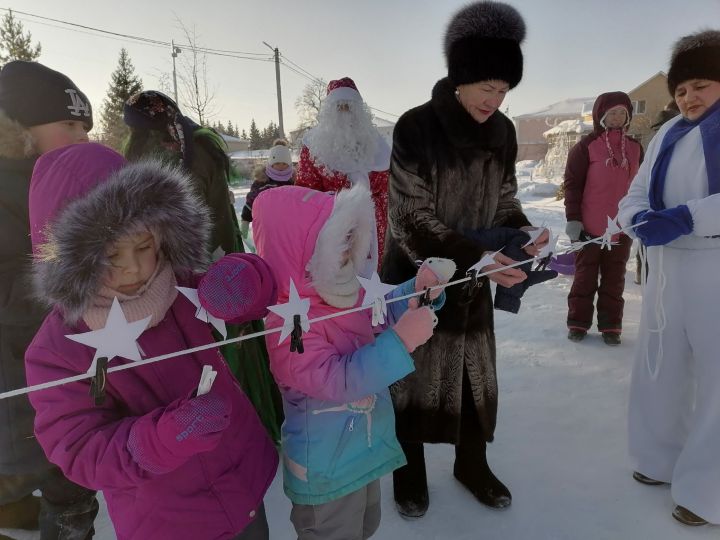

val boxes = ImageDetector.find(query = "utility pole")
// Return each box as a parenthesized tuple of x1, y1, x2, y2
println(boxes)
(263, 41, 284, 138)
(171, 40, 181, 103)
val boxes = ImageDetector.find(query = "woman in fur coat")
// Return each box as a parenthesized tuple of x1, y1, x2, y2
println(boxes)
(381, 1, 547, 518)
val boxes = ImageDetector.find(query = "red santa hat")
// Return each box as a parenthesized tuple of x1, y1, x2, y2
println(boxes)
(325, 77, 362, 104)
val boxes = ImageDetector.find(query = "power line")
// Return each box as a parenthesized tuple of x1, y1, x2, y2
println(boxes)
(15, 16, 170, 51)
(5, 6, 401, 119)
(279, 52, 401, 118)
(3, 8, 272, 61)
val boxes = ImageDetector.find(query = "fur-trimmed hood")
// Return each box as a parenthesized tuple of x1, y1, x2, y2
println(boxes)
(251, 184, 375, 305)
(0, 109, 34, 159)
(30, 147, 210, 323)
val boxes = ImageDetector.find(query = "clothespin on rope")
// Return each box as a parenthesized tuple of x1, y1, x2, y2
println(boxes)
(290, 314, 305, 354)
(90, 357, 108, 406)
(417, 287, 432, 307)
(460, 269, 483, 304)
(534, 255, 552, 272)
(371, 297, 385, 326)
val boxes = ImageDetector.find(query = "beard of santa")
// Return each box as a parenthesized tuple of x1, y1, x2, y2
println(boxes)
(304, 98, 379, 175)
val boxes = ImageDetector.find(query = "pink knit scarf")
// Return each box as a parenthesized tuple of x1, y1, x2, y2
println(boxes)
(83, 255, 178, 331)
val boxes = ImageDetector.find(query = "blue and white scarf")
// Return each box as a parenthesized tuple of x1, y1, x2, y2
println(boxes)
(649, 98, 720, 210)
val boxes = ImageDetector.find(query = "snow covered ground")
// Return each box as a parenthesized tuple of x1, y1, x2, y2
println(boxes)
(4, 184, 717, 539)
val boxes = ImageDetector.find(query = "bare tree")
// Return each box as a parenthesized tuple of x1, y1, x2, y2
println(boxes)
(175, 20, 218, 125)
(294, 77, 327, 129)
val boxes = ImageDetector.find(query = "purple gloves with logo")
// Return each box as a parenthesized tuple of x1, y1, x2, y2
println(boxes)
(633, 205, 694, 246)
(198, 253, 278, 323)
(128, 392, 232, 475)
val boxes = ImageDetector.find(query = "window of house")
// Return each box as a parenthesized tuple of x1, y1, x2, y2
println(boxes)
(632, 100, 646, 115)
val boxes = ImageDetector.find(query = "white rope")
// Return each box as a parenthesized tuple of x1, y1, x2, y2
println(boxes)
(0, 242, 601, 401)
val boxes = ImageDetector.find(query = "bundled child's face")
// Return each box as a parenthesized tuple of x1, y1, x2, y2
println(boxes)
(603, 106, 628, 129)
(27, 120, 90, 154)
(271, 162, 290, 171)
(103, 231, 158, 295)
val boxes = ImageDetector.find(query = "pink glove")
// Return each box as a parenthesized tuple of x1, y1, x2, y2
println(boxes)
(416, 258, 456, 300)
(198, 253, 278, 322)
(393, 306, 437, 353)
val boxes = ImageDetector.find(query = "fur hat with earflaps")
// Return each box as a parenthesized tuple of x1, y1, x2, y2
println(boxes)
(667, 29, 720, 95)
(444, 1, 526, 88)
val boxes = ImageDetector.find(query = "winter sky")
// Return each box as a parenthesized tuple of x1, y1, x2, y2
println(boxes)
(13, 0, 720, 135)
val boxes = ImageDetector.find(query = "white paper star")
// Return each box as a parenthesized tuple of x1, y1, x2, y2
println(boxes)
(66, 297, 151, 374)
(598, 216, 623, 250)
(522, 227, 548, 248)
(467, 249, 503, 275)
(267, 279, 311, 345)
(176, 286, 227, 339)
(358, 272, 398, 326)
(538, 233, 559, 259)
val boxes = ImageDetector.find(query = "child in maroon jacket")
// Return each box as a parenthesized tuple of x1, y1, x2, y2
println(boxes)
(563, 92, 643, 345)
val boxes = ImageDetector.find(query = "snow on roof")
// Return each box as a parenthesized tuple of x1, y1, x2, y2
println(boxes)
(543, 118, 593, 138)
(515, 97, 594, 119)
(220, 133, 249, 143)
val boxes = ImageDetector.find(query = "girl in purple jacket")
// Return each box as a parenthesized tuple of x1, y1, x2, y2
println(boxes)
(24, 143, 278, 540)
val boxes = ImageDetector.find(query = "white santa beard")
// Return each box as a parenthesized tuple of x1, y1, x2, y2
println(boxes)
(305, 101, 379, 174)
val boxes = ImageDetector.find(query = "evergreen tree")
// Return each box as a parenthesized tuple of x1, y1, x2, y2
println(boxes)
(100, 48, 143, 150)
(0, 9, 41, 66)
(240, 129, 248, 140)
(249, 119, 261, 150)
(215, 120, 226, 134)
(226, 120, 235, 137)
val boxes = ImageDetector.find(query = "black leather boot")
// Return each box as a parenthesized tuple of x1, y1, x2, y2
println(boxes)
(393, 441, 429, 519)
(454, 441, 511, 509)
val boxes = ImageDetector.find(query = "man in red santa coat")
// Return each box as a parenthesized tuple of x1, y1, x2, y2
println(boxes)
(296, 77, 391, 270)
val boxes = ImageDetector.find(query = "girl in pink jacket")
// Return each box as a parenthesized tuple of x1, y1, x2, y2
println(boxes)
(253, 184, 452, 539)
(24, 143, 278, 540)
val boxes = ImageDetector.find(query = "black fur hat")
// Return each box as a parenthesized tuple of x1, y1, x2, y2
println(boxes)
(444, 1, 526, 88)
(667, 29, 720, 95)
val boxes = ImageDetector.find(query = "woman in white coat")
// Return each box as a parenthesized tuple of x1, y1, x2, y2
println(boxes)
(618, 29, 720, 527)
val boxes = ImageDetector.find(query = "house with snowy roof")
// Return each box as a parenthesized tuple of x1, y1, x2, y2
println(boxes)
(513, 97, 592, 161)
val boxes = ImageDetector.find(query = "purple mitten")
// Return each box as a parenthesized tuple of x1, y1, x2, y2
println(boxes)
(198, 253, 278, 322)
(128, 392, 232, 475)
(156, 393, 232, 457)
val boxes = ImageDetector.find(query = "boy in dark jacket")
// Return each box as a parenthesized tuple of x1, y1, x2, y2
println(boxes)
(563, 92, 643, 345)
(0, 60, 97, 538)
